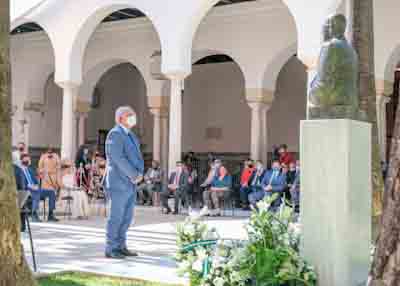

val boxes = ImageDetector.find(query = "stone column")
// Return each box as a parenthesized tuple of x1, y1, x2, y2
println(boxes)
(167, 77, 184, 174)
(376, 79, 393, 162)
(161, 113, 169, 176)
(148, 91, 170, 176)
(77, 113, 88, 147)
(306, 66, 318, 120)
(376, 94, 391, 162)
(150, 108, 163, 162)
(59, 83, 79, 160)
(246, 88, 274, 164)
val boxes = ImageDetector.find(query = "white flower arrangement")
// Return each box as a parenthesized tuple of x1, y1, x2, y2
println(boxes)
(176, 196, 317, 286)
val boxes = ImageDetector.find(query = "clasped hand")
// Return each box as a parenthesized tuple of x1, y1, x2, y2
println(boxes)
(131, 175, 143, 185)
(29, 184, 39, 191)
(264, 185, 272, 192)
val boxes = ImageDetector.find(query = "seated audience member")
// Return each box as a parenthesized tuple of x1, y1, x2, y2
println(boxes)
(198, 160, 220, 207)
(20, 153, 58, 222)
(242, 161, 265, 210)
(285, 162, 297, 202)
(290, 160, 301, 213)
(75, 145, 92, 191)
(13, 157, 28, 232)
(60, 159, 90, 219)
(12, 142, 26, 167)
(248, 159, 286, 211)
(271, 145, 280, 161)
(278, 144, 294, 166)
(137, 160, 163, 206)
(239, 159, 255, 208)
(90, 158, 107, 198)
(160, 161, 189, 215)
(200, 159, 222, 188)
(202, 166, 232, 216)
(185, 164, 198, 208)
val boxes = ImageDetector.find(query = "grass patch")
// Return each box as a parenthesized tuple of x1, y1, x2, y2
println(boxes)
(38, 272, 181, 286)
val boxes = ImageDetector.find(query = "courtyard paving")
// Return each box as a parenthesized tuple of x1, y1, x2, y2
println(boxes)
(22, 206, 248, 285)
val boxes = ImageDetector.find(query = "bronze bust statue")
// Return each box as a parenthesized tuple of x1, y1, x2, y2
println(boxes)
(308, 14, 363, 120)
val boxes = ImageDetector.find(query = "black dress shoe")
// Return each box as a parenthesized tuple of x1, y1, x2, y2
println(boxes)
(119, 248, 138, 257)
(48, 215, 59, 222)
(105, 252, 125, 259)
(31, 213, 42, 223)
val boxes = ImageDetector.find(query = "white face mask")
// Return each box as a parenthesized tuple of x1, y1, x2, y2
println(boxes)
(126, 116, 137, 128)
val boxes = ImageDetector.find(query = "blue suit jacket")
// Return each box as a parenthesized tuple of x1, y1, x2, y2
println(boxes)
(105, 125, 144, 191)
(248, 169, 266, 187)
(20, 166, 39, 190)
(261, 170, 286, 193)
(14, 165, 27, 191)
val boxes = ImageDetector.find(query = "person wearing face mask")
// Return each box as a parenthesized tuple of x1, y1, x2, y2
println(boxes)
(75, 145, 91, 190)
(290, 160, 301, 214)
(104, 106, 144, 259)
(202, 165, 232, 217)
(249, 160, 287, 211)
(284, 162, 297, 203)
(242, 160, 265, 210)
(20, 153, 58, 222)
(38, 147, 61, 195)
(59, 159, 90, 219)
(160, 161, 189, 215)
(12, 142, 26, 167)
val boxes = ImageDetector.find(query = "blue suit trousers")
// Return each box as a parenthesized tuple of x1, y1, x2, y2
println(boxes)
(30, 189, 56, 211)
(106, 188, 136, 254)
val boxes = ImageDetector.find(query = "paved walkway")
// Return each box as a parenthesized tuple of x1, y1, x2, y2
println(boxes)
(22, 207, 248, 285)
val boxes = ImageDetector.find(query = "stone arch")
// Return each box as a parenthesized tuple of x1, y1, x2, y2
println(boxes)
(262, 43, 298, 92)
(80, 58, 149, 104)
(183, 52, 249, 154)
(83, 61, 151, 151)
(50, 0, 161, 85)
(10, 21, 56, 58)
(267, 54, 307, 153)
(383, 45, 400, 85)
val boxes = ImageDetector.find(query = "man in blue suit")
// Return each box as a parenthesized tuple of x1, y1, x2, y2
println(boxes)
(240, 160, 265, 210)
(248, 159, 286, 211)
(104, 106, 144, 259)
(20, 153, 58, 222)
(14, 159, 28, 232)
(160, 161, 189, 215)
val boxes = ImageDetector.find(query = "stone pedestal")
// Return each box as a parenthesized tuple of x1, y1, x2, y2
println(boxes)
(300, 119, 371, 286)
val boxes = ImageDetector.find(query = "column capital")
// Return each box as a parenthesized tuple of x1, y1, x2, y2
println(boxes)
(246, 88, 275, 106)
(148, 95, 170, 108)
(74, 98, 91, 114)
(298, 56, 318, 71)
(56, 81, 80, 90)
(376, 79, 394, 96)
(150, 107, 169, 118)
(24, 100, 46, 113)
(164, 72, 189, 81)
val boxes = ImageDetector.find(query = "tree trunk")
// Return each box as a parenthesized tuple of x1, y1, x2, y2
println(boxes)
(0, 3, 37, 286)
(353, 0, 384, 220)
(370, 86, 400, 286)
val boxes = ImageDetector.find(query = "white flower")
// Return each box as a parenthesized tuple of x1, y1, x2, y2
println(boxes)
(213, 277, 225, 286)
(185, 224, 196, 236)
(192, 258, 203, 272)
(178, 260, 191, 273)
(197, 248, 208, 260)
